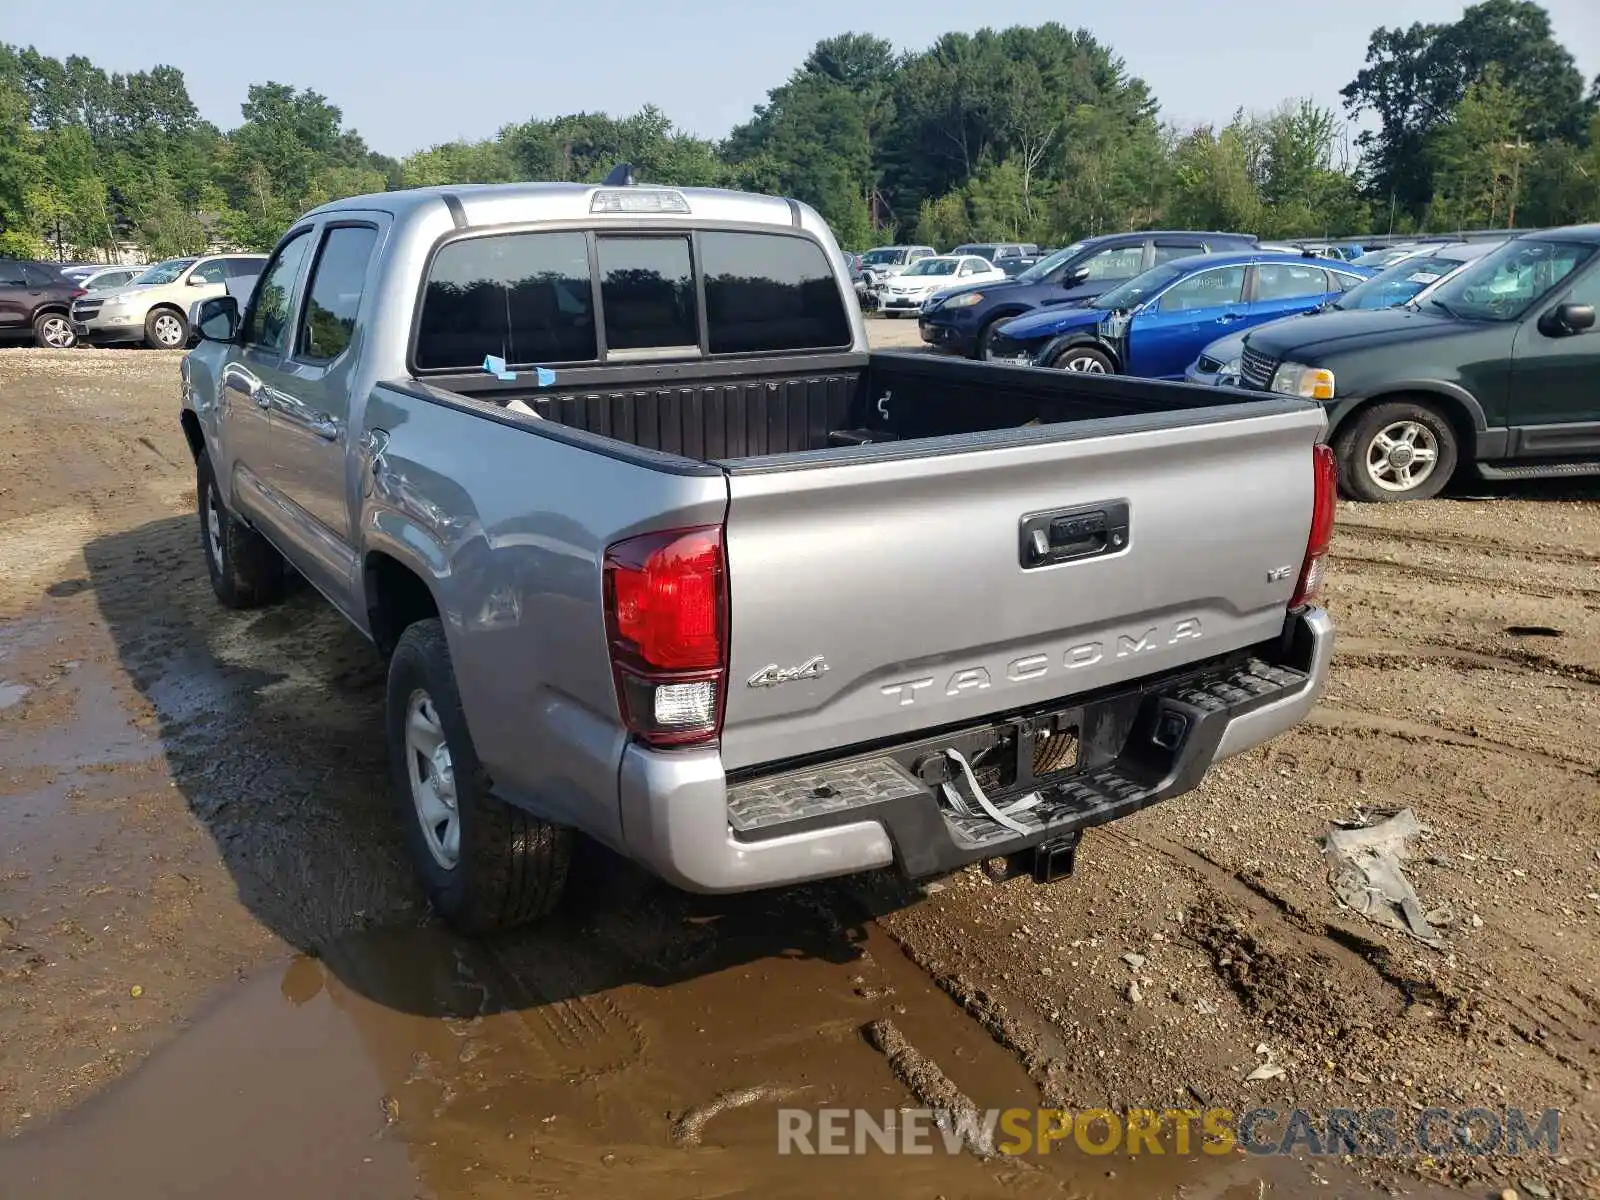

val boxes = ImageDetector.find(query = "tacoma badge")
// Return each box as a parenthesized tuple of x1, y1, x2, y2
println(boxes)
(747, 656, 829, 688)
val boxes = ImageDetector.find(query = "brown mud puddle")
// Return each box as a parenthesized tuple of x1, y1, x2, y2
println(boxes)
(0, 915, 1467, 1200)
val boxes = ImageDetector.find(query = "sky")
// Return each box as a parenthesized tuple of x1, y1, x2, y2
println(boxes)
(4, 0, 1597, 159)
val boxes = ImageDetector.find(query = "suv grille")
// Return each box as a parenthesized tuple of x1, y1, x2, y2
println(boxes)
(1239, 346, 1276, 391)
(72, 299, 103, 318)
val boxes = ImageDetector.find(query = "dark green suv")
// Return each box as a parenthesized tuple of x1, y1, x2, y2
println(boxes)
(1236, 226, 1599, 501)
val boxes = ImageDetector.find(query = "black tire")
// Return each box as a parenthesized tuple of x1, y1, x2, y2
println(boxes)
(1333, 399, 1458, 503)
(1046, 343, 1115, 374)
(32, 310, 76, 349)
(386, 619, 571, 933)
(973, 316, 1007, 359)
(197, 450, 286, 607)
(144, 306, 189, 350)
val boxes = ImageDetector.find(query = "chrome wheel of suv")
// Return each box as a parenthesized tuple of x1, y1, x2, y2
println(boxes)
(1364, 419, 1440, 493)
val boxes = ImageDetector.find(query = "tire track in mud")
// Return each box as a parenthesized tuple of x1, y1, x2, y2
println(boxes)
(1337, 519, 1600, 568)
(1336, 552, 1600, 602)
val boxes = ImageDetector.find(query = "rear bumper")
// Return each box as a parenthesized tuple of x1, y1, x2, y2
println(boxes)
(619, 606, 1333, 893)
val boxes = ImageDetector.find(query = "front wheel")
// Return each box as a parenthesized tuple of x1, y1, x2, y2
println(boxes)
(145, 307, 189, 349)
(197, 450, 286, 607)
(32, 310, 76, 349)
(1333, 400, 1458, 502)
(1046, 344, 1114, 374)
(387, 619, 572, 932)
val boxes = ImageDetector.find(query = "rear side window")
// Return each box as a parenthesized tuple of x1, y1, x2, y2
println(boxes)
(416, 231, 596, 370)
(22, 263, 62, 287)
(226, 258, 263, 278)
(596, 236, 697, 353)
(700, 231, 851, 355)
(298, 226, 378, 362)
(1255, 263, 1332, 302)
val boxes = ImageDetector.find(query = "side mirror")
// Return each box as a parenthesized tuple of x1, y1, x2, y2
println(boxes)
(1063, 266, 1091, 286)
(1541, 302, 1596, 337)
(196, 295, 240, 343)
(187, 275, 210, 286)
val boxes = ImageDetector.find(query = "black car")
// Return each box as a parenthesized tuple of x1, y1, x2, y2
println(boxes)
(1237, 226, 1600, 501)
(918, 230, 1259, 358)
(0, 259, 81, 348)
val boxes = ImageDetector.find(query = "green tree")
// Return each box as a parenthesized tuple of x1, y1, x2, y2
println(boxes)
(1341, 0, 1593, 220)
(1425, 66, 1530, 228)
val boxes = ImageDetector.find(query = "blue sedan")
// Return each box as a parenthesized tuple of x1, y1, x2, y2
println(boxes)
(984, 252, 1372, 378)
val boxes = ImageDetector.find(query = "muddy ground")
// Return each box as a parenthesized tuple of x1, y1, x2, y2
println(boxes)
(0, 343, 1595, 1200)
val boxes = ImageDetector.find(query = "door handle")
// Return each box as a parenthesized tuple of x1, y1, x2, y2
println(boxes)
(308, 416, 341, 441)
(1218, 312, 1244, 323)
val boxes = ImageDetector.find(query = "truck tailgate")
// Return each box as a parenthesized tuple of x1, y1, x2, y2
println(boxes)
(718, 405, 1327, 772)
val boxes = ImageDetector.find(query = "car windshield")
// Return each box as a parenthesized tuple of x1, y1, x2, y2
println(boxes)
(861, 249, 906, 266)
(1424, 238, 1596, 322)
(1016, 243, 1084, 284)
(904, 259, 958, 277)
(132, 258, 195, 285)
(1091, 262, 1188, 310)
(1336, 255, 1463, 311)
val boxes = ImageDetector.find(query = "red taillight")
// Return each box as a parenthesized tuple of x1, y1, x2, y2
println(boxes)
(70, 287, 86, 298)
(1290, 443, 1338, 608)
(603, 525, 727, 747)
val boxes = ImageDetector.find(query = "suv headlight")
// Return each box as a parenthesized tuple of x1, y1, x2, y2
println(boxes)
(941, 292, 985, 309)
(1270, 362, 1336, 400)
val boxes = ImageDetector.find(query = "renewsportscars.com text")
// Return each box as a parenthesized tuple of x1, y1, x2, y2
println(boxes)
(777, 1106, 1561, 1158)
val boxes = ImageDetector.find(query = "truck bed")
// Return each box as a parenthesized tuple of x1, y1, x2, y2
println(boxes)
(431, 350, 1302, 465)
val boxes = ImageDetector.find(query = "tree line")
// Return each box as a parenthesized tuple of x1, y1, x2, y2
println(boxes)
(1, 0, 1596, 263)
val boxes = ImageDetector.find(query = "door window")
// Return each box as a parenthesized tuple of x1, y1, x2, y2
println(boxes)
(1558, 264, 1600, 312)
(242, 230, 313, 353)
(297, 225, 379, 363)
(596, 236, 697, 354)
(1254, 263, 1330, 302)
(1080, 245, 1144, 280)
(189, 260, 229, 285)
(1156, 266, 1247, 312)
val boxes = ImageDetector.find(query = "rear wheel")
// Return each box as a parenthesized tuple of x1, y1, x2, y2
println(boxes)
(1334, 400, 1458, 503)
(32, 311, 75, 349)
(386, 619, 572, 932)
(145, 306, 188, 349)
(197, 450, 286, 607)
(1047, 344, 1114, 374)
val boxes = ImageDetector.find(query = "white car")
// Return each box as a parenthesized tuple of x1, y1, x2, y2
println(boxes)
(875, 255, 1007, 317)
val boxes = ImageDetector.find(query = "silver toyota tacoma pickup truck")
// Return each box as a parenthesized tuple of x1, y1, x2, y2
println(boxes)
(178, 177, 1337, 932)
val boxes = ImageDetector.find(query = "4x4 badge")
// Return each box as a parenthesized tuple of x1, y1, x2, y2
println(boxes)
(747, 656, 829, 688)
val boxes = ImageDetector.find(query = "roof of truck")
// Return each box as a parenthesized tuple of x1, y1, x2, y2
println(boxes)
(304, 181, 809, 231)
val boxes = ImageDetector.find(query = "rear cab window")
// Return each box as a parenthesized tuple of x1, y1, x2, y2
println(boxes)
(413, 228, 850, 371)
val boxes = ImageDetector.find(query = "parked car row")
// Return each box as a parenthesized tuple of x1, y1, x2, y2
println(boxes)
(0, 254, 265, 349)
(914, 224, 1599, 504)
